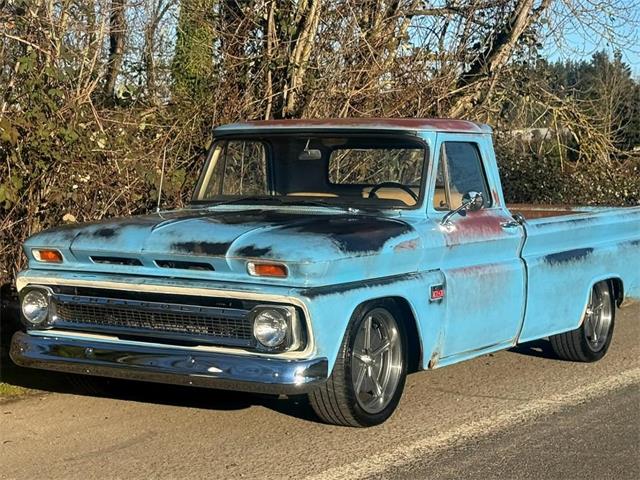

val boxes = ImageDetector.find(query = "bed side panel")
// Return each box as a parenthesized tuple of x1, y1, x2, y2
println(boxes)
(518, 208, 640, 343)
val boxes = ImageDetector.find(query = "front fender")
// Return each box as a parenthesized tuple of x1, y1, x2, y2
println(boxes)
(296, 270, 446, 372)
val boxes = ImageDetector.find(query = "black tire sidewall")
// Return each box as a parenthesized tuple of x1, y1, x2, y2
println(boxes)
(342, 300, 408, 427)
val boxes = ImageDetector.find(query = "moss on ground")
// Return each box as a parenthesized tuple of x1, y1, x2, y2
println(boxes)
(0, 382, 30, 398)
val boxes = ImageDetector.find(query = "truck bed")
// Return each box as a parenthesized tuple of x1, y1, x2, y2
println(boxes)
(506, 203, 637, 220)
(515, 204, 640, 343)
(507, 204, 588, 220)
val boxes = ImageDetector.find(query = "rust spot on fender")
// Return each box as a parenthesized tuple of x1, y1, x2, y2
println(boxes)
(394, 238, 420, 252)
(428, 351, 439, 369)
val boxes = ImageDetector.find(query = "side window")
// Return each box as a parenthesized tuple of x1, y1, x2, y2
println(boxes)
(203, 140, 267, 197)
(433, 142, 491, 211)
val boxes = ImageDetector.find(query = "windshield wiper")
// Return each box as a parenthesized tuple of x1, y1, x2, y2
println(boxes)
(281, 198, 363, 213)
(205, 195, 286, 207)
(203, 195, 363, 213)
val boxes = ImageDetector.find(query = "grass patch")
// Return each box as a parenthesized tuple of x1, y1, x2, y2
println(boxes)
(0, 382, 30, 398)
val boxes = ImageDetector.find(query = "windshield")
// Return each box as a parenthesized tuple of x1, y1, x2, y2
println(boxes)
(192, 134, 428, 209)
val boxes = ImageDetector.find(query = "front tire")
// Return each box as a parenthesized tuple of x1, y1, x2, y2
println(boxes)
(308, 301, 407, 427)
(549, 281, 615, 362)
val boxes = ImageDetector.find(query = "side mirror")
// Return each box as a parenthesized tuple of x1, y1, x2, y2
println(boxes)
(462, 191, 484, 212)
(440, 191, 484, 226)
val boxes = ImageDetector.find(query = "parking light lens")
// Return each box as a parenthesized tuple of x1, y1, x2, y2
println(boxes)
(32, 249, 63, 263)
(247, 262, 288, 278)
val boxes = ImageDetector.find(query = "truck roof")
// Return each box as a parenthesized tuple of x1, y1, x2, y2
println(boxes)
(215, 118, 492, 135)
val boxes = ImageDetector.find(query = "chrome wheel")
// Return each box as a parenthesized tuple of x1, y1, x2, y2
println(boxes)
(350, 308, 403, 414)
(583, 282, 613, 352)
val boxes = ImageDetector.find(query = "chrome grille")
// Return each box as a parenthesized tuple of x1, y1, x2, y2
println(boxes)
(51, 293, 254, 347)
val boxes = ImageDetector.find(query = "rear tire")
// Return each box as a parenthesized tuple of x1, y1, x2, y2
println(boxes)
(308, 300, 407, 427)
(549, 281, 615, 362)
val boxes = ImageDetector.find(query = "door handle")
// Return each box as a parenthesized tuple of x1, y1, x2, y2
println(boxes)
(500, 220, 520, 229)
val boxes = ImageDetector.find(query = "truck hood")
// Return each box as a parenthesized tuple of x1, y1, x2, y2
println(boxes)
(24, 207, 423, 286)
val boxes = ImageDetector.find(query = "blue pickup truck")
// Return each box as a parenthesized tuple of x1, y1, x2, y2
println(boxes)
(10, 118, 639, 426)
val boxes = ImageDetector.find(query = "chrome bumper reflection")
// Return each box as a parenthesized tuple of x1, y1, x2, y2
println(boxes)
(10, 331, 327, 395)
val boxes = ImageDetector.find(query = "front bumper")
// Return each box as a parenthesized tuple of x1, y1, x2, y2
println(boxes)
(10, 331, 328, 395)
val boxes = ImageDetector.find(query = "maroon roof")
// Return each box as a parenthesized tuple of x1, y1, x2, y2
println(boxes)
(215, 118, 491, 134)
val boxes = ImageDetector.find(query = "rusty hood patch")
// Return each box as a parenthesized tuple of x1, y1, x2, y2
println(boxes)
(25, 207, 418, 264)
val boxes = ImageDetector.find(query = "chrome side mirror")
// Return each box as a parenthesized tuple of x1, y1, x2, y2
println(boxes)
(440, 191, 484, 226)
(462, 191, 484, 212)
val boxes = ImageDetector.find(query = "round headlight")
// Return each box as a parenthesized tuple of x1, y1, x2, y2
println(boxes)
(21, 290, 49, 325)
(253, 309, 288, 348)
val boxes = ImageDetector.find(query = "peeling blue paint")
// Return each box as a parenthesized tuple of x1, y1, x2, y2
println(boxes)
(544, 247, 594, 266)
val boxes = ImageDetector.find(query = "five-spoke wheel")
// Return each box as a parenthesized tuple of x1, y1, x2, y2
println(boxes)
(582, 282, 614, 352)
(550, 281, 615, 362)
(351, 308, 403, 415)
(308, 301, 407, 427)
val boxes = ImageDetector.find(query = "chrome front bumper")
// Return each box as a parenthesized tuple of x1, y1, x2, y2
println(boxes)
(10, 331, 328, 395)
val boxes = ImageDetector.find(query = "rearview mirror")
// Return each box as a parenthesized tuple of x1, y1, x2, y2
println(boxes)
(298, 149, 322, 161)
(298, 138, 322, 160)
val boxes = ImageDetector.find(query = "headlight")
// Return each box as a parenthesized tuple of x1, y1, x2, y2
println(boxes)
(21, 289, 50, 325)
(253, 308, 290, 348)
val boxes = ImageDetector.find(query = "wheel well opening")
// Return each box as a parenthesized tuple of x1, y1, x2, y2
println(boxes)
(387, 297, 422, 374)
(608, 278, 624, 307)
(352, 296, 423, 374)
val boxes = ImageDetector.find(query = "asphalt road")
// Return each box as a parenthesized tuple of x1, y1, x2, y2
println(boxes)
(376, 384, 639, 480)
(1, 305, 638, 480)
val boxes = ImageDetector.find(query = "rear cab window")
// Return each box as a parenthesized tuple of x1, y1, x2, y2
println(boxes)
(329, 148, 424, 185)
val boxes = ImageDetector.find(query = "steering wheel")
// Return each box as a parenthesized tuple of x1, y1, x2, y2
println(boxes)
(368, 181, 419, 202)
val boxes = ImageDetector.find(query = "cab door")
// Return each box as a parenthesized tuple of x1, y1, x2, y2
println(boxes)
(428, 133, 526, 359)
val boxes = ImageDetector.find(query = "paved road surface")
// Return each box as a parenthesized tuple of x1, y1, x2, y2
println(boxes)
(376, 384, 639, 480)
(1, 305, 638, 480)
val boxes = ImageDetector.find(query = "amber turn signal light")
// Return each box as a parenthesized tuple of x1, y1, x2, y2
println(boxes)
(247, 262, 288, 278)
(32, 249, 63, 263)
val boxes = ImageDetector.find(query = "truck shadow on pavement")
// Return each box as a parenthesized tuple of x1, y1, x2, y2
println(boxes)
(2, 284, 563, 421)
(0, 285, 319, 422)
(1, 342, 319, 422)
(508, 339, 561, 360)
